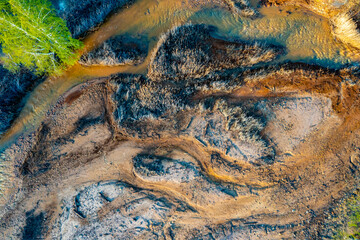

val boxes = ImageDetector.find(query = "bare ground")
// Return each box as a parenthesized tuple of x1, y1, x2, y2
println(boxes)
(0, 24, 360, 239)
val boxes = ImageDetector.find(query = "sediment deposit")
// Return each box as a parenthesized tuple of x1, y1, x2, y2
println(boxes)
(1, 0, 360, 239)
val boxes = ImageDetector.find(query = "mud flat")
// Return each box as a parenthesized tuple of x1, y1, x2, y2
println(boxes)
(0, 19, 360, 239)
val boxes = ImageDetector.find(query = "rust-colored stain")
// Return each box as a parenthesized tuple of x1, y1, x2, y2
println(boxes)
(64, 89, 83, 105)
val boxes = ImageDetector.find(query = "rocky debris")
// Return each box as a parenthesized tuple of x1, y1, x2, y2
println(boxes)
(47, 180, 283, 239)
(52, 181, 178, 239)
(0, 66, 41, 136)
(133, 154, 201, 183)
(52, 0, 133, 38)
(259, 0, 298, 6)
(74, 182, 149, 219)
(223, 0, 259, 17)
(148, 24, 285, 81)
(79, 35, 148, 66)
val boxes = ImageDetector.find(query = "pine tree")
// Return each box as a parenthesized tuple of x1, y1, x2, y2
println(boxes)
(0, 0, 83, 75)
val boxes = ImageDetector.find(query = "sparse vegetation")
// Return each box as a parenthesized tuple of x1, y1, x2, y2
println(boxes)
(210, 100, 273, 162)
(149, 24, 284, 81)
(334, 193, 360, 239)
(79, 35, 147, 66)
(0, 0, 83, 75)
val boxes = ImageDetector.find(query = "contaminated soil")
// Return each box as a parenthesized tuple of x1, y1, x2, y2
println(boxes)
(0, 0, 360, 239)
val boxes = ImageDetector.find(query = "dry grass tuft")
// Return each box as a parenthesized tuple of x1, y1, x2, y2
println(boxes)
(331, 13, 360, 49)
